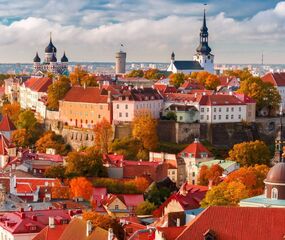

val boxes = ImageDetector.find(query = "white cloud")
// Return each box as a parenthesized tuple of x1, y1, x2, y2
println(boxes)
(0, 1, 284, 63)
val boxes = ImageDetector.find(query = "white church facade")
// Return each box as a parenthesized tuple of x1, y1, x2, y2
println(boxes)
(167, 10, 214, 74)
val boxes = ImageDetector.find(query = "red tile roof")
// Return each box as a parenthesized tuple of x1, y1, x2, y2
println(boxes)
(0, 209, 72, 235)
(233, 93, 256, 103)
(0, 115, 16, 131)
(180, 80, 205, 90)
(218, 76, 239, 87)
(24, 77, 52, 92)
(176, 206, 285, 240)
(0, 133, 14, 155)
(199, 95, 245, 106)
(115, 87, 163, 101)
(262, 72, 285, 87)
(154, 84, 177, 94)
(32, 224, 67, 240)
(153, 184, 208, 217)
(164, 93, 199, 102)
(103, 194, 144, 208)
(157, 226, 187, 240)
(178, 139, 213, 159)
(62, 86, 108, 103)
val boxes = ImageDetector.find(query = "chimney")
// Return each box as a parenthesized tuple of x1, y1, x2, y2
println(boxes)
(49, 217, 55, 229)
(20, 213, 25, 219)
(83, 82, 86, 89)
(29, 206, 33, 211)
(108, 228, 114, 240)
(208, 179, 213, 190)
(86, 220, 93, 237)
(176, 218, 181, 227)
(19, 207, 24, 212)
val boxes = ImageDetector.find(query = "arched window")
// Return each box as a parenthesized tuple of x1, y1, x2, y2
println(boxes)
(271, 188, 278, 200)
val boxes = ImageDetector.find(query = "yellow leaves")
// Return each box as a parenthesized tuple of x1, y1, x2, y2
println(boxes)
(94, 118, 113, 154)
(70, 177, 93, 201)
(132, 110, 158, 151)
(228, 140, 271, 166)
(2, 103, 21, 123)
(169, 73, 186, 88)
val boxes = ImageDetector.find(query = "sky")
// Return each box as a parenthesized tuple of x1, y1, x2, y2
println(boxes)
(0, 0, 284, 64)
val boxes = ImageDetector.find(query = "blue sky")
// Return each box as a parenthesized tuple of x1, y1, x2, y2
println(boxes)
(0, 0, 284, 64)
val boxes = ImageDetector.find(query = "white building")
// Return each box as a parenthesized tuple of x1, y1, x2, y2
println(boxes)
(198, 94, 247, 123)
(19, 77, 52, 119)
(112, 86, 164, 122)
(167, 9, 214, 74)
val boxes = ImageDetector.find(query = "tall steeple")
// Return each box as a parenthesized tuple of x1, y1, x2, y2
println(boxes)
(196, 8, 211, 55)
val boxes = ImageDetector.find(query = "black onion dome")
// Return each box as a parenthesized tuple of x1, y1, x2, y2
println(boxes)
(61, 52, 68, 62)
(50, 52, 57, 62)
(45, 38, 57, 53)
(33, 52, 41, 62)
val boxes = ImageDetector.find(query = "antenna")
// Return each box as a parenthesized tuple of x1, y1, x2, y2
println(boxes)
(50, 32, 52, 42)
(261, 52, 264, 65)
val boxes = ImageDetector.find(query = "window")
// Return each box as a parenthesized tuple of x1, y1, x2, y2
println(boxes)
(213, 115, 216, 120)
(231, 107, 234, 111)
(238, 115, 241, 119)
(226, 107, 229, 112)
(207, 108, 209, 112)
(231, 115, 233, 119)
(219, 108, 221, 112)
(271, 188, 278, 200)
(125, 104, 128, 109)
(207, 115, 209, 120)
(239, 107, 241, 112)
(179, 116, 183, 121)
(201, 108, 204, 112)
(214, 108, 216, 112)
(219, 115, 221, 120)
(98, 115, 101, 119)
(126, 112, 128, 117)
(115, 205, 119, 210)
(201, 115, 204, 120)
(172, 171, 175, 175)
(119, 113, 122, 118)
(100, 105, 103, 110)
(116, 104, 119, 109)
(226, 115, 228, 119)
(192, 172, 195, 177)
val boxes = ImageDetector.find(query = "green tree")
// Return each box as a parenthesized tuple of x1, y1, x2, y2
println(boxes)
(47, 76, 71, 110)
(135, 200, 156, 215)
(17, 110, 37, 129)
(169, 73, 185, 88)
(65, 148, 107, 177)
(111, 137, 143, 160)
(145, 185, 171, 206)
(228, 140, 271, 166)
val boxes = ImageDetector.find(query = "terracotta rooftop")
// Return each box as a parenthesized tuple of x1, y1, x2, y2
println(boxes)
(0, 115, 16, 131)
(178, 139, 213, 159)
(176, 206, 285, 240)
(157, 226, 187, 240)
(32, 224, 67, 240)
(23, 77, 52, 93)
(262, 72, 285, 87)
(62, 86, 109, 103)
(199, 94, 245, 106)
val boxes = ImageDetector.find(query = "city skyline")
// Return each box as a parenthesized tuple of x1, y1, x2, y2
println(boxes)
(0, 0, 284, 64)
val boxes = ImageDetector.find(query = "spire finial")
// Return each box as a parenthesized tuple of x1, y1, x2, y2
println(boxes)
(50, 32, 52, 42)
(203, 3, 207, 28)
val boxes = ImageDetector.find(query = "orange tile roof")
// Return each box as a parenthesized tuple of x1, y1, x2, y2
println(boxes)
(262, 72, 285, 87)
(62, 86, 108, 103)
(157, 226, 187, 239)
(176, 206, 285, 240)
(178, 139, 213, 159)
(32, 224, 67, 240)
(24, 77, 52, 92)
(199, 94, 245, 106)
(15, 178, 60, 194)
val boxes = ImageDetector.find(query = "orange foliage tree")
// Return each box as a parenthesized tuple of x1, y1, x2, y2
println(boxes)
(198, 164, 224, 186)
(94, 118, 113, 154)
(51, 180, 70, 199)
(2, 103, 21, 123)
(69, 177, 93, 201)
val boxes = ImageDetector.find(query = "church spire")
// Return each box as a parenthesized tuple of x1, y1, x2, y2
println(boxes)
(196, 7, 211, 55)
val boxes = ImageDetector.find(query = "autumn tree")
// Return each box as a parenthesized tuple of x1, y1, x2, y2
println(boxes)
(132, 110, 158, 152)
(201, 181, 249, 207)
(11, 129, 29, 147)
(83, 211, 124, 240)
(238, 77, 280, 114)
(145, 184, 171, 206)
(70, 177, 93, 200)
(45, 165, 66, 179)
(169, 73, 186, 88)
(1, 102, 21, 123)
(47, 76, 71, 110)
(228, 140, 271, 166)
(223, 68, 252, 81)
(111, 137, 143, 160)
(127, 70, 144, 78)
(94, 118, 113, 154)
(205, 74, 220, 90)
(17, 110, 37, 129)
(65, 148, 107, 177)
(198, 164, 224, 186)
(135, 200, 156, 215)
(225, 164, 269, 196)
(144, 69, 163, 80)
(132, 177, 150, 192)
(51, 180, 70, 199)
(35, 131, 70, 155)
(69, 66, 98, 86)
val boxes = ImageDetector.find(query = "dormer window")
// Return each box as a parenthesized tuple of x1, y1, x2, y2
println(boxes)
(204, 229, 216, 240)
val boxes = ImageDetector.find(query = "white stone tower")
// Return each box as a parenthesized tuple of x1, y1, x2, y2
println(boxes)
(115, 49, 126, 75)
(193, 9, 214, 73)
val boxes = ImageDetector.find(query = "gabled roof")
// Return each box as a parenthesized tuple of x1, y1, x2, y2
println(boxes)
(32, 224, 67, 240)
(173, 61, 203, 70)
(103, 194, 144, 208)
(176, 206, 285, 240)
(0, 115, 16, 132)
(115, 87, 163, 101)
(179, 81, 205, 90)
(199, 94, 245, 106)
(0, 133, 15, 155)
(62, 86, 108, 103)
(178, 139, 213, 159)
(154, 84, 177, 94)
(23, 77, 52, 93)
(153, 184, 208, 217)
(262, 72, 285, 87)
(233, 93, 256, 103)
